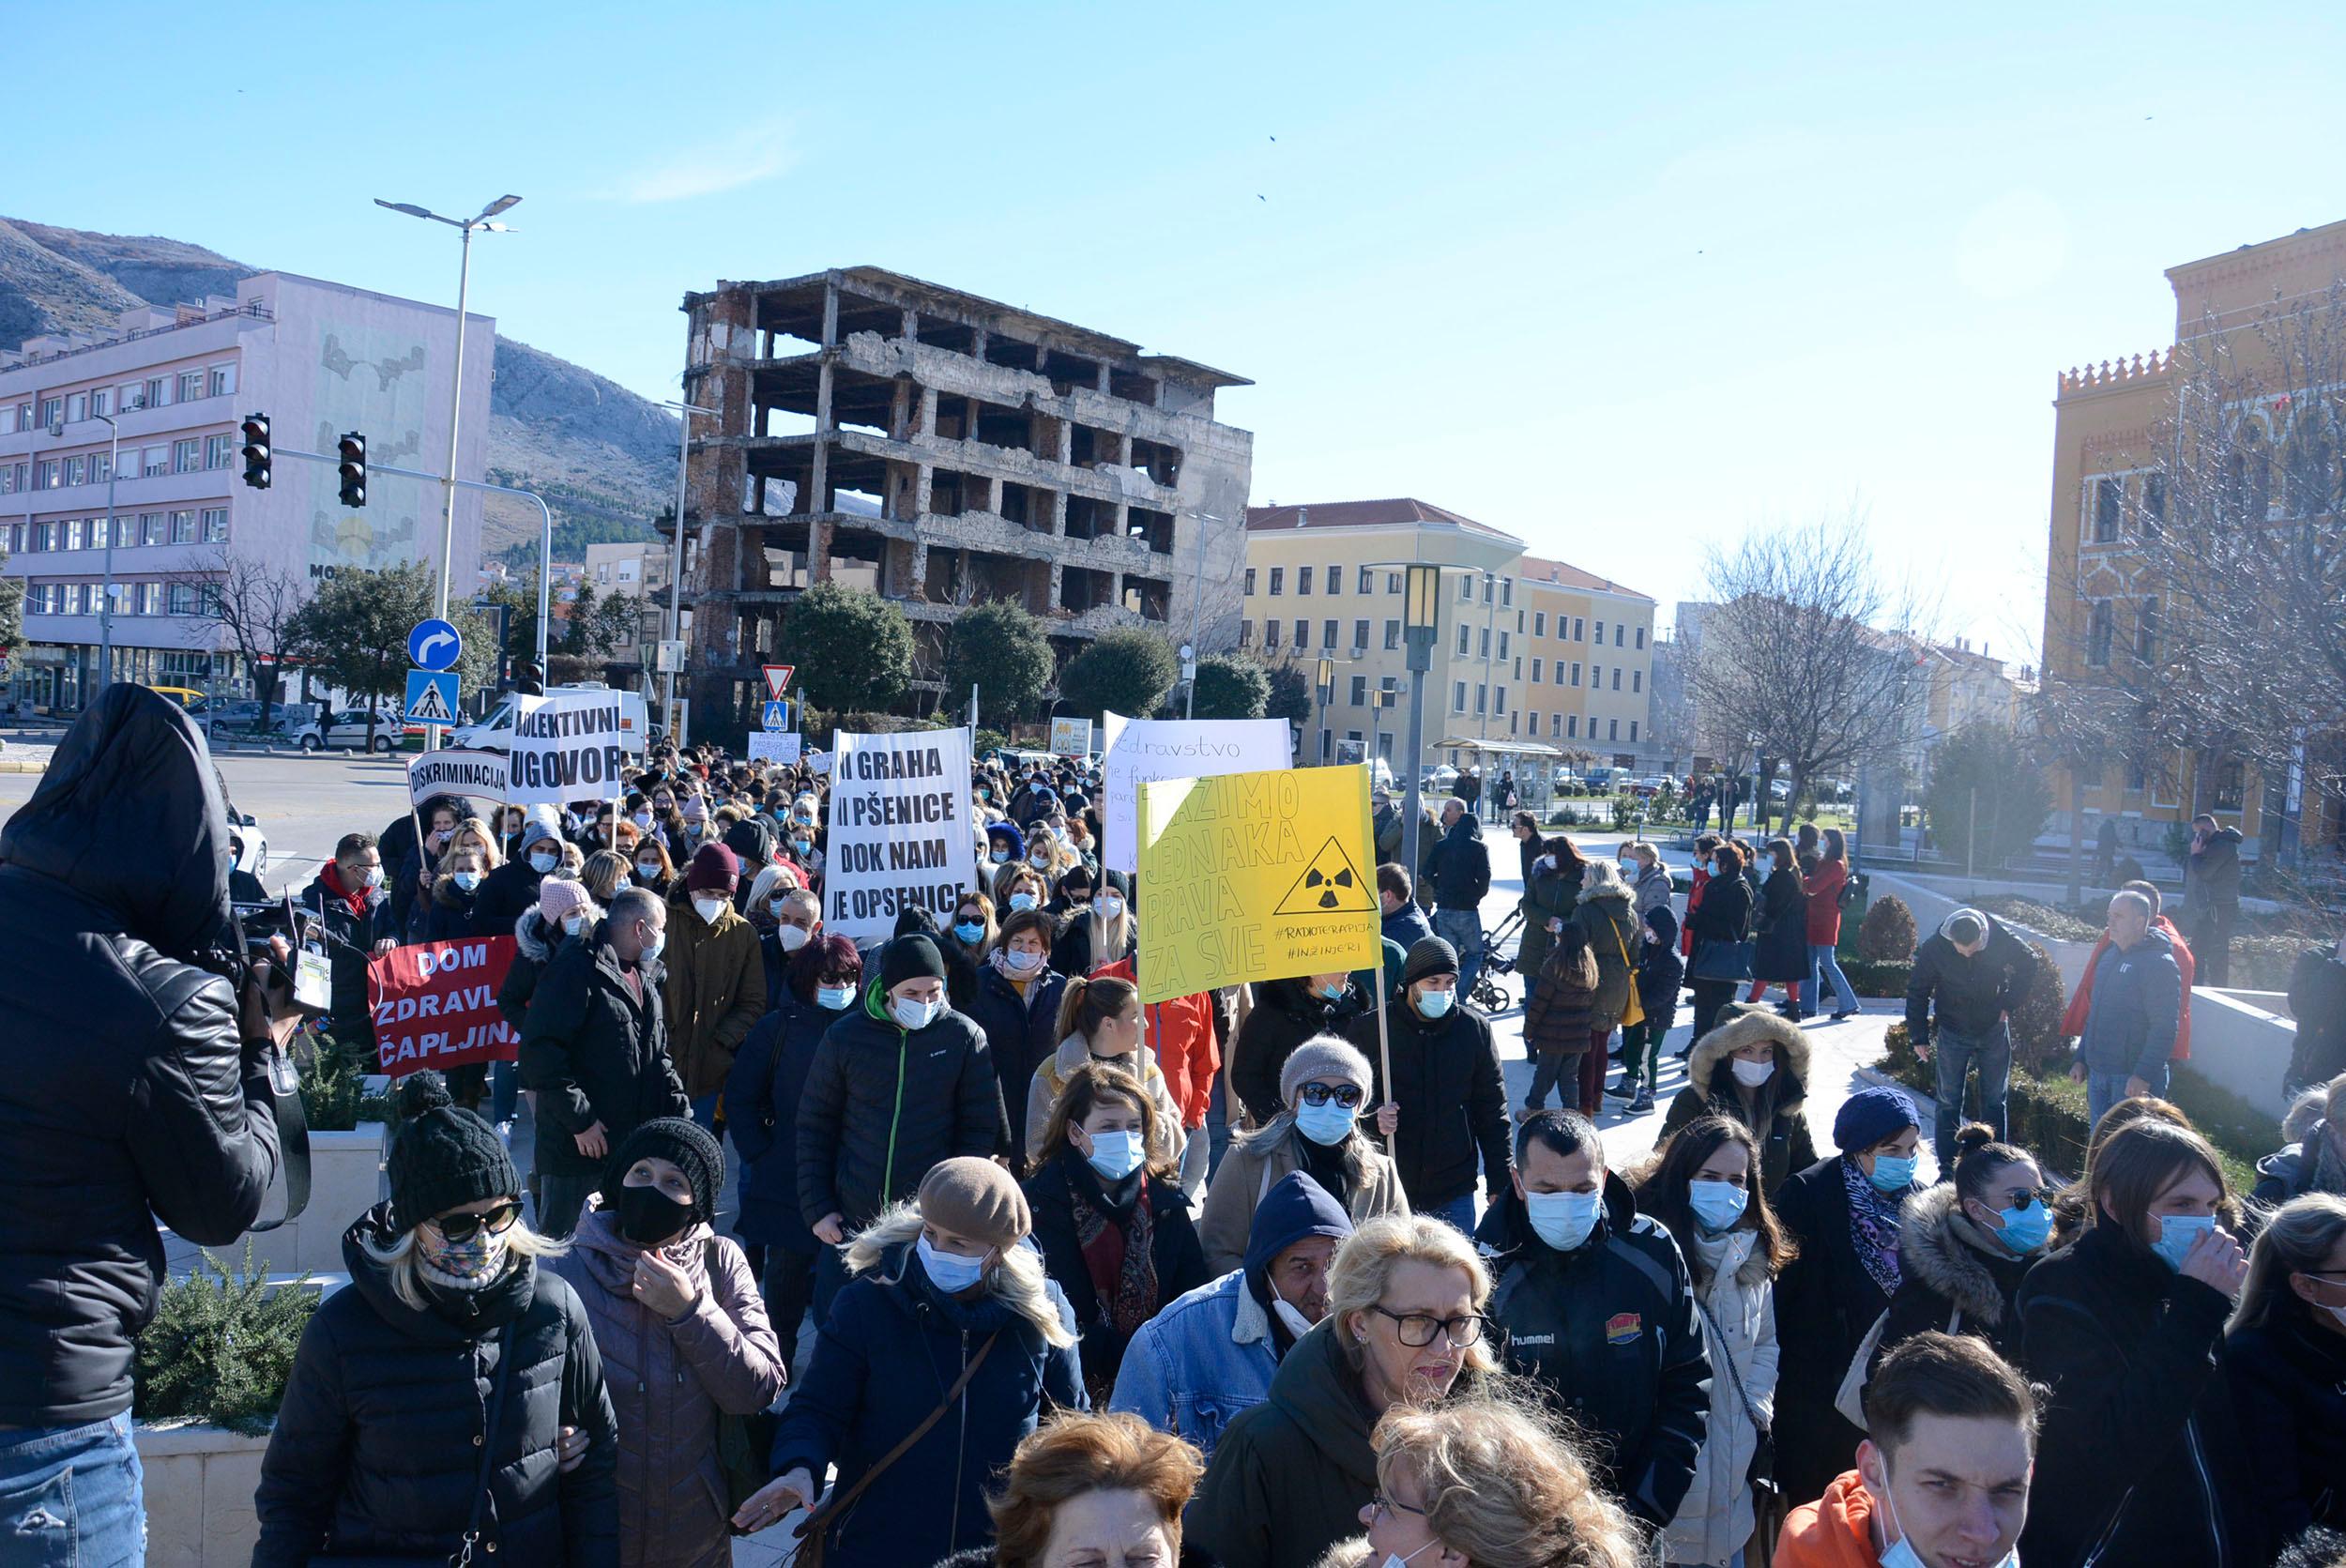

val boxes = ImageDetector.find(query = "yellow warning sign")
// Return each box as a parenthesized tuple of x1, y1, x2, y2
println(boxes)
(1135, 764, 1380, 1002)
(1275, 838, 1374, 916)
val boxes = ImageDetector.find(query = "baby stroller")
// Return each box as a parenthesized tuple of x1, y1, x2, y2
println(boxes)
(1471, 906, 1526, 1013)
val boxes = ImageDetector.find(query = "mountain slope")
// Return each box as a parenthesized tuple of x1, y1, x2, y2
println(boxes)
(0, 219, 678, 559)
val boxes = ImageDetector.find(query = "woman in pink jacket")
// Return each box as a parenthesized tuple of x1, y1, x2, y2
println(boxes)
(552, 1118, 786, 1568)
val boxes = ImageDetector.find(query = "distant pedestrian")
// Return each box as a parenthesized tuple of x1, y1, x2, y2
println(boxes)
(2093, 816, 2121, 885)
(1905, 907, 2036, 1171)
(2186, 812, 2245, 986)
(1423, 797, 1493, 998)
(2069, 890, 2186, 1128)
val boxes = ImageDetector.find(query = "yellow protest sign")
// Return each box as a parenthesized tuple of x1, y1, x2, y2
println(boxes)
(1135, 764, 1381, 1002)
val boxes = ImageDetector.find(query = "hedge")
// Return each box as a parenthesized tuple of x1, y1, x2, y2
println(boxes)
(1840, 958, 1912, 998)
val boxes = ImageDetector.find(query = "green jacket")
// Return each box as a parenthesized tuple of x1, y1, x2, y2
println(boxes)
(1576, 883, 1639, 1029)
(1516, 860, 1584, 977)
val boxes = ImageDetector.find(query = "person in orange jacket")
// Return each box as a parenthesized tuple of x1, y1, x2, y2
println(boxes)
(1095, 955, 1224, 1200)
(2059, 878, 2196, 1060)
(1775, 1332, 2034, 1568)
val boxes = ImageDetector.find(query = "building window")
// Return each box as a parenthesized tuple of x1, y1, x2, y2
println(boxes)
(1293, 619, 1308, 648)
(1531, 658, 1544, 683)
(137, 583, 160, 615)
(1454, 680, 1467, 712)
(1383, 618, 1401, 650)
(1325, 563, 1341, 595)
(1239, 620, 1254, 647)
(1475, 684, 1487, 716)
(1297, 566, 1313, 596)
(1610, 668, 1621, 690)
(1322, 619, 1338, 649)
(2083, 601, 2113, 666)
(175, 372, 205, 404)
(1457, 625, 1470, 657)
(1243, 568, 1257, 596)
(1352, 618, 1369, 650)
(1497, 631, 1510, 660)
(208, 364, 236, 398)
(1349, 675, 1367, 705)
(1358, 567, 1374, 593)
(1574, 617, 1585, 641)
(144, 376, 167, 409)
(2092, 477, 2122, 542)
(1591, 663, 1602, 689)
(1608, 718, 1620, 741)
(66, 519, 84, 551)
(172, 438, 202, 475)
(1493, 687, 1506, 716)
(1533, 611, 1546, 636)
(1632, 670, 1642, 693)
(1264, 619, 1281, 649)
(91, 389, 112, 419)
(2135, 597, 2159, 663)
(2213, 760, 2247, 813)
(1571, 662, 1581, 687)
(202, 507, 229, 542)
(1636, 626, 1646, 649)
(1459, 576, 1473, 601)
(139, 513, 163, 545)
(143, 446, 169, 478)
(1630, 721, 1639, 741)
(205, 434, 235, 469)
(1268, 567, 1283, 596)
(169, 510, 197, 544)
(38, 397, 63, 428)
(2143, 471, 2167, 530)
(1479, 628, 1490, 659)
(1501, 580, 1513, 607)
(65, 456, 86, 487)
(1385, 571, 1401, 594)
(1568, 714, 1578, 738)
(167, 583, 199, 616)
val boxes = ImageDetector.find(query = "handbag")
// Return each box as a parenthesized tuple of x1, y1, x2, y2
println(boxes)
(1687, 937, 1756, 982)
(313, 1319, 519, 1568)
(706, 1241, 781, 1532)
(1609, 921, 1645, 1030)
(1696, 1294, 1781, 1565)
(789, 1332, 999, 1567)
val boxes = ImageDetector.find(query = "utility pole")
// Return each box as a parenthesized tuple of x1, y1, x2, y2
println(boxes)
(663, 400, 718, 745)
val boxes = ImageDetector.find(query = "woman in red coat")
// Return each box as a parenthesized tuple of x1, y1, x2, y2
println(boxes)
(1803, 828, 1861, 1022)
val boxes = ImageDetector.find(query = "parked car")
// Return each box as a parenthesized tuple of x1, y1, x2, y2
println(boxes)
(293, 708, 404, 753)
(227, 810, 269, 878)
(1422, 763, 1459, 793)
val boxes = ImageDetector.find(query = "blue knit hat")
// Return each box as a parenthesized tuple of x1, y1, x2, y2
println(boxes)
(1834, 1085, 1921, 1154)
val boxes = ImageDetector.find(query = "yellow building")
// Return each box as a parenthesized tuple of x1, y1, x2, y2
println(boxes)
(1240, 498, 1654, 774)
(2041, 218, 2346, 859)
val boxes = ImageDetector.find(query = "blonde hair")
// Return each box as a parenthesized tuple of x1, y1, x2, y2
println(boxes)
(2232, 1193, 2346, 1334)
(844, 1202, 1075, 1348)
(1580, 858, 1623, 893)
(1374, 1396, 1644, 1568)
(449, 817, 503, 870)
(579, 849, 630, 906)
(358, 1216, 567, 1313)
(1326, 1214, 1498, 1378)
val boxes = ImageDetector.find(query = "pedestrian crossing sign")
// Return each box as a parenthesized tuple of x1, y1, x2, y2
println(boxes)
(761, 699, 791, 731)
(404, 668, 460, 727)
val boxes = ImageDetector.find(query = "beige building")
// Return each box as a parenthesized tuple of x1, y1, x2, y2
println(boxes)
(1240, 498, 1654, 775)
(582, 540, 672, 673)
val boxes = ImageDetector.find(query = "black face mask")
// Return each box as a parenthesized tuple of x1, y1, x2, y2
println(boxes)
(614, 1183, 694, 1248)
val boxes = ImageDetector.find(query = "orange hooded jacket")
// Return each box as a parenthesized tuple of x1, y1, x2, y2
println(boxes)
(1775, 1471, 1882, 1568)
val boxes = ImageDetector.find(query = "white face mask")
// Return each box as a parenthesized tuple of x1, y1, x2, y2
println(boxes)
(1270, 1292, 1317, 1339)
(1730, 1056, 1776, 1088)
(1097, 893, 1125, 921)
(692, 895, 728, 925)
(776, 923, 811, 952)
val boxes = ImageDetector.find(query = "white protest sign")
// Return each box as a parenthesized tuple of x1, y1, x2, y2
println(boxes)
(406, 747, 509, 811)
(822, 728, 977, 945)
(1049, 716, 1093, 756)
(806, 750, 832, 775)
(504, 690, 632, 807)
(1101, 711, 1293, 876)
(748, 732, 802, 766)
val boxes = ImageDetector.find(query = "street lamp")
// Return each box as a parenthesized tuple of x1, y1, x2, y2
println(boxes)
(1314, 656, 1335, 764)
(661, 399, 718, 745)
(1400, 563, 1442, 879)
(94, 412, 118, 693)
(375, 192, 520, 750)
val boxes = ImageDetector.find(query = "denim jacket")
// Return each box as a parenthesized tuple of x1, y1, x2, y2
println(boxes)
(1108, 1269, 1277, 1466)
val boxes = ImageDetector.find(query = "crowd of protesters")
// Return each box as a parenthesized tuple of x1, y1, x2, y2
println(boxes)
(14, 686, 2346, 1568)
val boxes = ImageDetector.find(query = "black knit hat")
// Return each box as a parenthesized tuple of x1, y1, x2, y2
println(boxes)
(387, 1072, 519, 1232)
(602, 1116, 724, 1224)
(880, 933, 947, 991)
(1403, 936, 1459, 987)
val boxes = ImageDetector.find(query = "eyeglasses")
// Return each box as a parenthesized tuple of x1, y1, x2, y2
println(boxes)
(1295, 1082, 1364, 1109)
(1369, 1490, 1427, 1524)
(1368, 1303, 1488, 1348)
(432, 1201, 521, 1242)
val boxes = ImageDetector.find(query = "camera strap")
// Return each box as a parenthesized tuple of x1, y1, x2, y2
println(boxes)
(249, 1042, 312, 1233)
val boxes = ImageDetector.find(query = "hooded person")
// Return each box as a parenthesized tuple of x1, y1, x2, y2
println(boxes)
(549, 1118, 785, 1568)
(476, 805, 566, 931)
(253, 1073, 618, 1565)
(1110, 1173, 1354, 1464)
(1657, 1004, 1820, 1196)
(663, 843, 767, 1118)
(1230, 971, 1372, 1129)
(0, 685, 286, 1546)
(1198, 1036, 1409, 1274)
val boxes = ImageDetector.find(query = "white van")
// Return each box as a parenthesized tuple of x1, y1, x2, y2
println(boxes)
(450, 684, 649, 756)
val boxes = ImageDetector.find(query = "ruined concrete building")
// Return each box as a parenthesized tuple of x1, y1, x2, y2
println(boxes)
(676, 266, 1254, 723)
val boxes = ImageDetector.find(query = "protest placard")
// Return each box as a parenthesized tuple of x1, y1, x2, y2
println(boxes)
(505, 691, 631, 806)
(748, 731, 802, 766)
(822, 728, 976, 945)
(1135, 764, 1380, 1002)
(806, 750, 832, 775)
(1101, 711, 1290, 876)
(1049, 717, 1092, 756)
(367, 935, 520, 1072)
(405, 747, 509, 811)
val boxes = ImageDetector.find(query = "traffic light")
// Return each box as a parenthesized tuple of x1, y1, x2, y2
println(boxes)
(239, 415, 271, 490)
(336, 433, 367, 509)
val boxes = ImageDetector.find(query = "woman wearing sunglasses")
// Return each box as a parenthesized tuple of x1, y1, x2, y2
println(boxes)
(1193, 1214, 1496, 1568)
(1869, 1123, 2047, 1372)
(1198, 1036, 1409, 1275)
(254, 1072, 617, 1565)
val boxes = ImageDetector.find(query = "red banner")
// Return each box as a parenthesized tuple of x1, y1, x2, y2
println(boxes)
(367, 936, 520, 1073)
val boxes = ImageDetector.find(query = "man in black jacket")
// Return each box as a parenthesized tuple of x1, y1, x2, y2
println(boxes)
(1904, 906, 2036, 1172)
(1421, 798, 1493, 997)
(301, 830, 399, 1067)
(795, 933, 1002, 1315)
(1476, 1109, 1710, 1529)
(519, 886, 690, 1238)
(2186, 814, 2245, 985)
(1349, 937, 1510, 1233)
(0, 686, 286, 1550)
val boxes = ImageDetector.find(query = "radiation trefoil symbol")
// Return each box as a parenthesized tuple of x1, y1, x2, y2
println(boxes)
(1274, 838, 1377, 916)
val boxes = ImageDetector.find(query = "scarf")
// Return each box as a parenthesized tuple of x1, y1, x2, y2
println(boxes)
(319, 860, 369, 920)
(1840, 1154, 1907, 1301)
(1071, 1168, 1157, 1344)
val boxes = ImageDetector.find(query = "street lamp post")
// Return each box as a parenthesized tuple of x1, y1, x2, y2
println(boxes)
(95, 413, 118, 692)
(374, 193, 520, 750)
(1314, 656, 1334, 764)
(662, 400, 718, 746)
(1400, 565, 1442, 881)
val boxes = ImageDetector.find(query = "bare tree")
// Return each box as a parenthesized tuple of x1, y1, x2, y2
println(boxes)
(167, 550, 307, 732)
(1689, 511, 1933, 841)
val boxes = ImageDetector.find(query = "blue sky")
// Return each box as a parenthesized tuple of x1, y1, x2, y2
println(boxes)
(13, 1, 2342, 662)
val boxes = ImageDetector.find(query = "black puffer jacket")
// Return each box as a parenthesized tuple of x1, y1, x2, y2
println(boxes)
(1348, 992, 1512, 1210)
(964, 958, 1070, 1169)
(1231, 976, 1367, 1128)
(2227, 1302, 2346, 1544)
(1873, 1181, 2033, 1370)
(475, 851, 550, 935)
(300, 864, 396, 1053)
(0, 686, 282, 1425)
(253, 1205, 619, 1566)
(795, 980, 1003, 1230)
(1904, 910, 2037, 1046)
(519, 924, 691, 1180)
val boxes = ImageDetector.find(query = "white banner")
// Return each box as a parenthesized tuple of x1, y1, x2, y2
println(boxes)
(1101, 710, 1293, 876)
(406, 747, 510, 811)
(747, 732, 802, 766)
(822, 728, 977, 945)
(806, 749, 832, 776)
(504, 691, 632, 807)
(1049, 717, 1093, 757)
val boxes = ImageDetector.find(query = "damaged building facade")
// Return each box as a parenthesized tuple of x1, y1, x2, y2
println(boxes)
(675, 266, 1254, 726)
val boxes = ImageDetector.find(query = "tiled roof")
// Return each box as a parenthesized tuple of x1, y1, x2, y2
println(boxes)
(1243, 497, 1520, 541)
(1516, 555, 1653, 602)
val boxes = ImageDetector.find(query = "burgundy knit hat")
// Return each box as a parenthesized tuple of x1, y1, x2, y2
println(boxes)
(685, 842, 740, 893)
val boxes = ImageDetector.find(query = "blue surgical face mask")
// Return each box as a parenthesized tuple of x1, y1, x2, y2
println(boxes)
(916, 1234, 989, 1294)
(1415, 986, 1455, 1019)
(451, 871, 481, 893)
(952, 921, 984, 945)
(816, 983, 855, 1012)
(1873, 1458, 2016, 1568)
(1084, 1129, 1147, 1181)
(1525, 1188, 1604, 1252)
(1988, 1198, 2050, 1255)
(1867, 1152, 1918, 1193)
(1317, 981, 1347, 1003)
(529, 850, 558, 874)
(1688, 1179, 1749, 1234)
(1010, 892, 1038, 913)
(990, 849, 1010, 864)
(1294, 1099, 1357, 1147)
(638, 930, 665, 965)
(892, 996, 942, 1031)
(2152, 1211, 2217, 1272)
